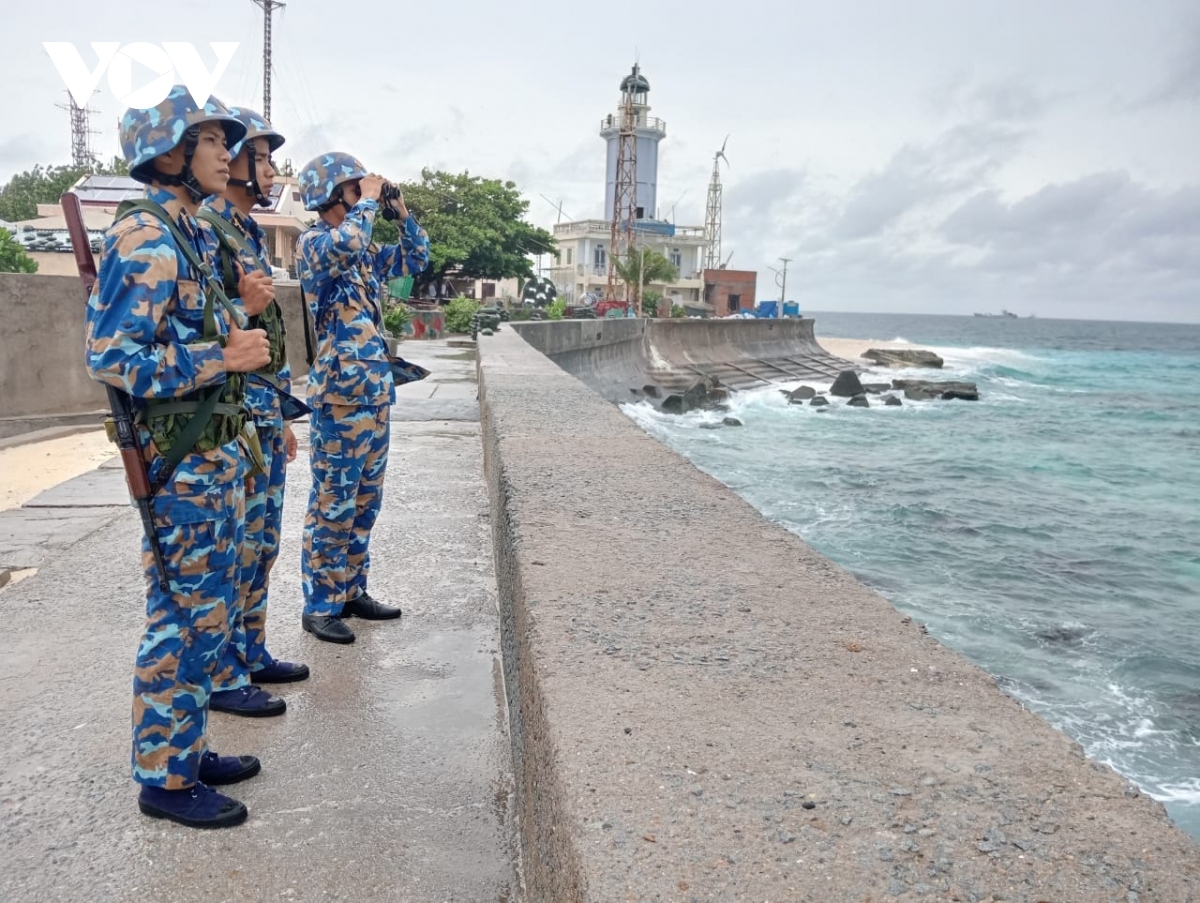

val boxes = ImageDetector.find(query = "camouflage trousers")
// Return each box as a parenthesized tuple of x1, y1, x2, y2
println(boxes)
(132, 447, 246, 789)
(212, 419, 288, 690)
(302, 403, 390, 617)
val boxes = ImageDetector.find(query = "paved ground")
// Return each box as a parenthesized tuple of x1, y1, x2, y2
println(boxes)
(0, 340, 520, 903)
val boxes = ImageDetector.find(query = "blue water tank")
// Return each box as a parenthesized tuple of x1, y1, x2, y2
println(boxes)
(783, 301, 801, 318)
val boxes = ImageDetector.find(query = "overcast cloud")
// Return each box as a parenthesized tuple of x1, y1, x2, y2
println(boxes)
(3, 0, 1197, 321)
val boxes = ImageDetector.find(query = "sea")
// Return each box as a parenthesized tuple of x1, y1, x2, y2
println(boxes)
(621, 311, 1200, 839)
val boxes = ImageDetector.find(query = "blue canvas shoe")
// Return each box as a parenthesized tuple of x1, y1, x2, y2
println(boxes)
(251, 660, 311, 684)
(198, 751, 261, 785)
(209, 685, 286, 717)
(138, 783, 247, 829)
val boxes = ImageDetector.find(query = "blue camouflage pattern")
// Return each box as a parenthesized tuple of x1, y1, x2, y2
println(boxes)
(198, 196, 294, 423)
(198, 196, 296, 689)
(239, 420, 289, 667)
(302, 403, 390, 616)
(297, 151, 367, 211)
(120, 86, 246, 184)
(224, 105, 285, 160)
(85, 184, 247, 789)
(296, 174, 430, 618)
(296, 200, 430, 407)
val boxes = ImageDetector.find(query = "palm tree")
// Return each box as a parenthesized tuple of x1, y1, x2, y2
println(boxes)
(614, 248, 679, 311)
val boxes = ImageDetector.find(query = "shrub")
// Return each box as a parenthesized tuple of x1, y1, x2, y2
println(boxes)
(445, 296, 481, 333)
(383, 303, 412, 337)
(547, 298, 567, 321)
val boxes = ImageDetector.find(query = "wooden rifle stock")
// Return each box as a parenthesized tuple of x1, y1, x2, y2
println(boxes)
(61, 191, 169, 590)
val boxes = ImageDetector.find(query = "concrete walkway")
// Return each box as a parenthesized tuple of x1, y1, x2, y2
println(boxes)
(0, 340, 520, 902)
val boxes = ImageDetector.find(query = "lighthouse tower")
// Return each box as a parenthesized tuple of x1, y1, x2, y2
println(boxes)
(600, 64, 666, 222)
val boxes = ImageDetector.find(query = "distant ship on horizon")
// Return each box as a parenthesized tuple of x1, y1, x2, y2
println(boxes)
(974, 309, 1020, 318)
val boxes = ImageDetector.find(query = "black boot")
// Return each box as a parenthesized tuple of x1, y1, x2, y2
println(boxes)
(302, 614, 356, 644)
(342, 592, 402, 620)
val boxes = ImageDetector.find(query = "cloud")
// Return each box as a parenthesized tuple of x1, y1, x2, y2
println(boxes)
(1140, 23, 1200, 106)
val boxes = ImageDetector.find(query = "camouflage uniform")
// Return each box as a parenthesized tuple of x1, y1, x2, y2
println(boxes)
(295, 153, 430, 619)
(199, 195, 299, 688)
(87, 181, 248, 789)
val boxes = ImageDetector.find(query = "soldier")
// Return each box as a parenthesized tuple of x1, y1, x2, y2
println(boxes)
(200, 107, 311, 718)
(295, 154, 430, 643)
(85, 86, 271, 828)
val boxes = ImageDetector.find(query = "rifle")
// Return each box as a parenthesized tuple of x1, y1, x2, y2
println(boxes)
(61, 191, 169, 590)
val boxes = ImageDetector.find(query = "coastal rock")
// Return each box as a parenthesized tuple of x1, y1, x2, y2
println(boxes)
(883, 394, 903, 406)
(662, 379, 718, 414)
(810, 396, 830, 407)
(893, 379, 979, 401)
(862, 383, 891, 394)
(782, 385, 817, 403)
(642, 385, 660, 399)
(848, 394, 870, 408)
(863, 348, 944, 369)
(830, 370, 866, 398)
(723, 417, 743, 427)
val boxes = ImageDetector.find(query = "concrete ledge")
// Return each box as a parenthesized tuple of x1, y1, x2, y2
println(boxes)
(478, 324, 1200, 901)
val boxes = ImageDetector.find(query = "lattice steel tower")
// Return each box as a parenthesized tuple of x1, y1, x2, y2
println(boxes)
(57, 95, 97, 169)
(703, 137, 729, 270)
(252, 0, 286, 122)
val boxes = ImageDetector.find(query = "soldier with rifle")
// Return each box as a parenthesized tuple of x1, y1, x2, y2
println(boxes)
(81, 86, 271, 829)
(199, 107, 311, 718)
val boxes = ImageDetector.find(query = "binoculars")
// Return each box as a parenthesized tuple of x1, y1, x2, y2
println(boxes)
(380, 181, 404, 221)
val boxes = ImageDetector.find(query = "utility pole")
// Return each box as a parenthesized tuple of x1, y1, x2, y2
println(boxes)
(251, 0, 286, 122)
(776, 257, 791, 319)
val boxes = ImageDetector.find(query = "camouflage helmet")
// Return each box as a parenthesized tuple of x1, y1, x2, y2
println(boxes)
(225, 106, 285, 160)
(298, 151, 368, 211)
(120, 85, 246, 185)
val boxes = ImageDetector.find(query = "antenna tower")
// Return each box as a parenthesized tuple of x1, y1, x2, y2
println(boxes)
(606, 80, 638, 311)
(57, 94, 98, 169)
(251, 0, 286, 121)
(703, 136, 729, 270)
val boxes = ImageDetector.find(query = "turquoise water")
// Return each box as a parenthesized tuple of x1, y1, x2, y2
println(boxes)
(623, 313, 1200, 838)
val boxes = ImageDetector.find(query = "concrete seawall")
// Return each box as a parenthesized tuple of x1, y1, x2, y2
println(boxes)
(478, 323, 1200, 901)
(0, 274, 311, 438)
(511, 317, 853, 403)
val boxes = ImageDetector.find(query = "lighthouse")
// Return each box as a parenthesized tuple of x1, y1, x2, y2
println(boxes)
(600, 64, 667, 222)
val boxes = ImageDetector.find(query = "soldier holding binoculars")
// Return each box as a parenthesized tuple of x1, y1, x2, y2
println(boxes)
(295, 153, 430, 644)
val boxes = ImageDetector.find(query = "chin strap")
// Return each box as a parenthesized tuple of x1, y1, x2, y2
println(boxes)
(227, 146, 271, 208)
(151, 127, 207, 203)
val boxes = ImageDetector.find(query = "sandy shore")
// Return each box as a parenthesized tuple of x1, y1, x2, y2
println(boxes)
(0, 429, 116, 512)
(816, 335, 918, 363)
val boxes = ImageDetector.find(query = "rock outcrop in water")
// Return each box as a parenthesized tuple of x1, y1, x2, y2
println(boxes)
(893, 379, 979, 401)
(864, 348, 945, 368)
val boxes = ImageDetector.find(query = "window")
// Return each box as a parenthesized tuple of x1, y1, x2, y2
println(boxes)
(669, 248, 682, 269)
(728, 293, 741, 312)
(482, 282, 496, 299)
(565, 248, 573, 265)
(594, 245, 607, 271)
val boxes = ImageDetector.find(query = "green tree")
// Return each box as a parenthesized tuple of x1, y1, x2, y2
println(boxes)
(0, 164, 91, 222)
(0, 229, 37, 273)
(614, 249, 678, 309)
(394, 169, 555, 297)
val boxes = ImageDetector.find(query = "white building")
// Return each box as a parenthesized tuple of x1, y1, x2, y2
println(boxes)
(549, 65, 707, 310)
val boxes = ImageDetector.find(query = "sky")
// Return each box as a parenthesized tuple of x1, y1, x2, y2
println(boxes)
(3, 0, 1198, 322)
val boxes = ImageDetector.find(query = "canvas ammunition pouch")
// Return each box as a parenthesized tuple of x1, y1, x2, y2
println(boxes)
(114, 199, 257, 483)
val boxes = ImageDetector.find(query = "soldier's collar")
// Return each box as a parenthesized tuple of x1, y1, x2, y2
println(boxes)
(145, 185, 188, 223)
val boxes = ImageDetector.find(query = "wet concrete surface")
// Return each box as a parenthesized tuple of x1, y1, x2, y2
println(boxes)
(0, 341, 520, 902)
